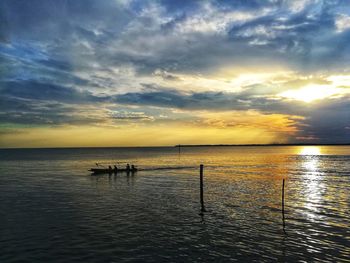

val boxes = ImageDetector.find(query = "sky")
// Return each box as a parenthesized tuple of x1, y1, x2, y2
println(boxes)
(0, 0, 349, 147)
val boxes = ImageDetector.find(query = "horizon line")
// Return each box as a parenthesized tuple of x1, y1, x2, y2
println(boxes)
(1, 143, 350, 150)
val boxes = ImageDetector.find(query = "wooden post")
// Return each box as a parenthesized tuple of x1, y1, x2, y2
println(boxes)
(282, 179, 286, 233)
(282, 179, 285, 211)
(200, 164, 206, 213)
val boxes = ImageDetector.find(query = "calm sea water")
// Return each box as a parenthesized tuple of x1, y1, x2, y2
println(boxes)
(0, 146, 349, 262)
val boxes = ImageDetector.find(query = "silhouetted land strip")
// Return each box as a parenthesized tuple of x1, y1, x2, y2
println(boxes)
(1, 143, 349, 150)
(175, 143, 350, 147)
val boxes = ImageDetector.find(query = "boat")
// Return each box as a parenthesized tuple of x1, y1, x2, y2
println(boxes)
(89, 168, 137, 175)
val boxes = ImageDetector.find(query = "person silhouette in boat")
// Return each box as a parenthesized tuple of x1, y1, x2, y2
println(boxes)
(114, 165, 118, 172)
(108, 166, 112, 173)
(131, 165, 136, 172)
(126, 164, 130, 172)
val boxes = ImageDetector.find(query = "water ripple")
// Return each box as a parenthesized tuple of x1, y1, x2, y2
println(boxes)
(0, 146, 349, 262)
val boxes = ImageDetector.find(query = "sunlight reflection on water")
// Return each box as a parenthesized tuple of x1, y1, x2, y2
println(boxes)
(301, 153, 324, 221)
(299, 146, 322, 156)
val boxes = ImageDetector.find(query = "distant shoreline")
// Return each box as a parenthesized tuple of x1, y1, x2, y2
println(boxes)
(175, 143, 350, 147)
(1, 143, 350, 150)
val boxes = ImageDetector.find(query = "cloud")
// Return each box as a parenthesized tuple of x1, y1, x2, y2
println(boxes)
(296, 97, 350, 143)
(0, 80, 105, 103)
(335, 13, 350, 33)
(2, 0, 349, 77)
(113, 85, 300, 113)
(109, 110, 154, 121)
(1, 0, 350, 145)
(0, 95, 102, 126)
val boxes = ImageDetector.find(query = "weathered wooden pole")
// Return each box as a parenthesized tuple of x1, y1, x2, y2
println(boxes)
(200, 164, 206, 213)
(282, 179, 286, 233)
(282, 179, 285, 211)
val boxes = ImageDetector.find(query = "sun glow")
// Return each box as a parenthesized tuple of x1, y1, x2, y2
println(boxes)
(279, 84, 340, 102)
(299, 146, 321, 155)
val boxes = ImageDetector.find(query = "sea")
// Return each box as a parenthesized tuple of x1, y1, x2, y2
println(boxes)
(0, 146, 349, 262)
